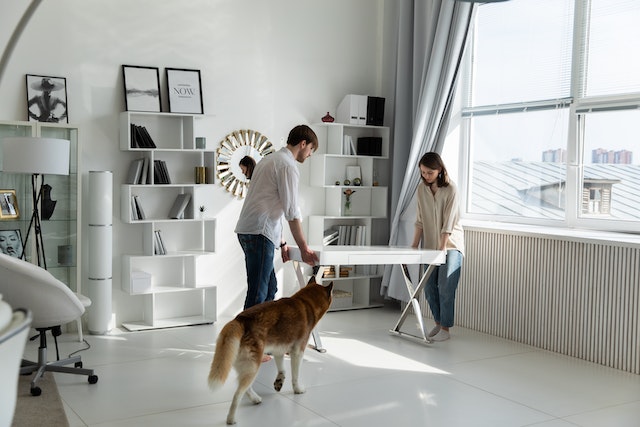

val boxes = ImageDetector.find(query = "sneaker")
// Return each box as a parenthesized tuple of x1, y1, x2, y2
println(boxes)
(431, 329, 450, 342)
(427, 325, 441, 338)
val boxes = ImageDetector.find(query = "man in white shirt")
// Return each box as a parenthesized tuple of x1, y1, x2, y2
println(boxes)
(235, 124, 319, 310)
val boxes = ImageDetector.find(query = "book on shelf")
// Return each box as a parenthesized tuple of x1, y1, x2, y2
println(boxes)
(168, 193, 191, 219)
(154, 230, 166, 255)
(131, 124, 157, 148)
(133, 195, 146, 220)
(140, 157, 150, 184)
(336, 225, 366, 246)
(323, 228, 339, 246)
(153, 160, 171, 184)
(342, 135, 356, 155)
(126, 158, 144, 184)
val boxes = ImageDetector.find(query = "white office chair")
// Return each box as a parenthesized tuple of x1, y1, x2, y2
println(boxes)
(0, 253, 98, 396)
(0, 306, 32, 427)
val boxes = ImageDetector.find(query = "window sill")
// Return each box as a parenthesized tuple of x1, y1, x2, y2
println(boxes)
(461, 219, 640, 249)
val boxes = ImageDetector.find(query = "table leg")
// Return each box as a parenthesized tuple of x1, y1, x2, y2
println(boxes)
(389, 263, 436, 344)
(292, 260, 326, 353)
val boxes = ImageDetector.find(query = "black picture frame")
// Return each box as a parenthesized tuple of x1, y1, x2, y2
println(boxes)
(26, 74, 68, 123)
(122, 65, 161, 112)
(0, 229, 23, 258)
(166, 68, 203, 114)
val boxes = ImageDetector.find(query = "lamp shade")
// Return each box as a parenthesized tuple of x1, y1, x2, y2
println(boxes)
(1, 137, 70, 175)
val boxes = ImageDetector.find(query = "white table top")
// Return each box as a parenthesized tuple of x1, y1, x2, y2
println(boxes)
(289, 245, 446, 266)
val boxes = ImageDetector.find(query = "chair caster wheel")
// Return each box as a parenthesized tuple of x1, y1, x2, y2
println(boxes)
(88, 375, 98, 384)
(30, 386, 41, 396)
(75, 361, 83, 368)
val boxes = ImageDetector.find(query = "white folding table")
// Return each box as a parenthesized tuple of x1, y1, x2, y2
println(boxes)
(289, 245, 446, 351)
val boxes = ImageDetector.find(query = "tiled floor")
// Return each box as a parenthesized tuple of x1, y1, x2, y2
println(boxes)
(24, 305, 640, 426)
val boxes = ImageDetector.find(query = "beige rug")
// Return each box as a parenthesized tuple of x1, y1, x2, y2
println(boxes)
(11, 373, 69, 427)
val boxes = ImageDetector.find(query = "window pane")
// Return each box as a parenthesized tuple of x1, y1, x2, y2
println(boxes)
(585, 0, 640, 97)
(581, 110, 640, 221)
(471, 0, 573, 106)
(467, 109, 569, 219)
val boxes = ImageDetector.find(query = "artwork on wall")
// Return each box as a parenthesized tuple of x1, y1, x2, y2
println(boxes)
(122, 65, 161, 112)
(0, 190, 19, 220)
(26, 74, 68, 123)
(166, 68, 203, 114)
(0, 229, 23, 258)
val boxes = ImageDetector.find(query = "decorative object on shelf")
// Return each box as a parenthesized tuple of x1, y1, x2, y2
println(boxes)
(195, 137, 206, 149)
(87, 171, 113, 335)
(40, 183, 56, 220)
(122, 65, 161, 112)
(343, 179, 350, 186)
(26, 74, 68, 123)
(194, 166, 206, 184)
(0, 229, 23, 258)
(343, 188, 356, 216)
(216, 129, 275, 198)
(335, 180, 340, 186)
(353, 177, 362, 186)
(1, 137, 70, 269)
(199, 205, 206, 219)
(321, 112, 335, 123)
(346, 165, 361, 185)
(0, 189, 19, 219)
(166, 68, 203, 114)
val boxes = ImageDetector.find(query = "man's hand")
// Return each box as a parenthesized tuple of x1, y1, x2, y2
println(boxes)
(301, 247, 319, 266)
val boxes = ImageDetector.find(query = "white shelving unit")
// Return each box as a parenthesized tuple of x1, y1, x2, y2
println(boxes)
(119, 112, 217, 331)
(308, 122, 390, 311)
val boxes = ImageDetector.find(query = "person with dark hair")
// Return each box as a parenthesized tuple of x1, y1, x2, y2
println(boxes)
(239, 155, 256, 179)
(235, 124, 320, 314)
(411, 152, 464, 342)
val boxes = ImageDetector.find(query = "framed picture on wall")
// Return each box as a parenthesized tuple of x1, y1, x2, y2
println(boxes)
(26, 74, 68, 123)
(122, 65, 161, 112)
(166, 68, 203, 114)
(0, 190, 19, 220)
(0, 229, 23, 258)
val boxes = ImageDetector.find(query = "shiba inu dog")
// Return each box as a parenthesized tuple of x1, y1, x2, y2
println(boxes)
(208, 277, 333, 425)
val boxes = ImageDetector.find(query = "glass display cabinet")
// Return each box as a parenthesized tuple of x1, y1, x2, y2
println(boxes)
(0, 120, 80, 293)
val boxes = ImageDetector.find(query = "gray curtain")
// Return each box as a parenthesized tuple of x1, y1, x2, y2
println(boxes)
(381, 0, 475, 301)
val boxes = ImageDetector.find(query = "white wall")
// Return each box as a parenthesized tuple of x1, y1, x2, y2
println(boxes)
(0, 0, 390, 322)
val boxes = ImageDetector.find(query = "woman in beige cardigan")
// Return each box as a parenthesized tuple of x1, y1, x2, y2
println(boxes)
(411, 152, 465, 342)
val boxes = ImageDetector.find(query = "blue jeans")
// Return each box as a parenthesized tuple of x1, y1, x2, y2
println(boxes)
(424, 250, 463, 328)
(237, 234, 277, 309)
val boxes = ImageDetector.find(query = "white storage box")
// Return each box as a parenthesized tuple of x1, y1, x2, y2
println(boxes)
(131, 270, 152, 294)
(331, 289, 353, 310)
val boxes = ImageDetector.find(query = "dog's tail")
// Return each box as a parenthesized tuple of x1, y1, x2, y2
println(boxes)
(208, 320, 243, 390)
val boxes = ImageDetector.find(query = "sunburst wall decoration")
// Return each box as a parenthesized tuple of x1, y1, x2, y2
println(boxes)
(216, 129, 274, 198)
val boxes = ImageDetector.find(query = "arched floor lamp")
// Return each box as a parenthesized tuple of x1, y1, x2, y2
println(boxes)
(1, 137, 70, 269)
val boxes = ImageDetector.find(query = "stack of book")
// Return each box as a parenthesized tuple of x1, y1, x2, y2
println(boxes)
(153, 160, 171, 184)
(130, 196, 146, 220)
(339, 266, 353, 278)
(323, 228, 339, 245)
(130, 124, 157, 148)
(321, 265, 335, 278)
(126, 158, 152, 185)
(154, 230, 167, 255)
(335, 225, 366, 246)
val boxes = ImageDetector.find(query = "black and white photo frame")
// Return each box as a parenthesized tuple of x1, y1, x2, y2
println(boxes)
(166, 68, 203, 114)
(122, 65, 161, 112)
(0, 229, 23, 258)
(26, 74, 68, 123)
